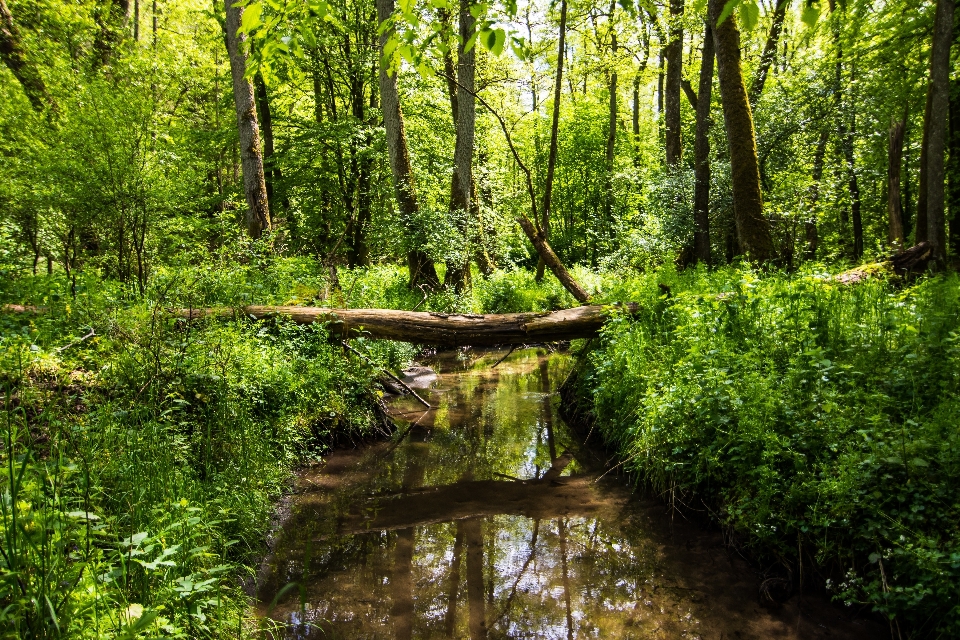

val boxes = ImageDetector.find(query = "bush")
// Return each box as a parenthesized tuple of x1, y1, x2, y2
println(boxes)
(569, 266, 960, 637)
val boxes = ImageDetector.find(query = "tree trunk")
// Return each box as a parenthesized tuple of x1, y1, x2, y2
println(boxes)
(446, 0, 476, 293)
(841, 109, 863, 260)
(376, 0, 440, 289)
(175, 303, 637, 345)
(693, 21, 715, 265)
(916, 90, 932, 244)
(224, 0, 271, 239)
(253, 73, 278, 211)
(604, 0, 618, 236)
(92, 0, 131, 69)
(709, 0, 774, 261)
(888, 119, 906, 249)
(922, 0, 955, 262)
(949, 74, 960, 253)
(632, 72, 642, 167)
(0, 0, 54, 112)
(748, 0, 788, 108)
(536, 0, 568, 282)
(665, 0, 684, 165)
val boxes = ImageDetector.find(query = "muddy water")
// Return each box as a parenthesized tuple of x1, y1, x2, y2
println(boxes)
(257, 349, 883, 639)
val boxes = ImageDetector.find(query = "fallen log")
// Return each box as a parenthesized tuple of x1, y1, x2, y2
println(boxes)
(174, 304, 638, 346)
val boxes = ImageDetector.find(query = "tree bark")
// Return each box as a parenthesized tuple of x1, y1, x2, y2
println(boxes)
(921, 0, 955, 262)
(92, 0, 131, 69)
(446, 0, 476, 292)
(0, 0, 54, 112)
(748, 0, 788, 108)
(517, 217, 590, 303)
(224, 0, 271, 239)
(665, 0, 684, 165)
(709, 0, 774, 261)
(693, 21, 715, 265)
(604, 0, 618, 234)
(376, 0, 440, 289)
(175, 303, 637, 345)
(536, 0, 568, 282)
(916, 90, 932, 244)
(253, 73, 278, 212)
(888, 119, 906, 249)
(841, 110, 863, 260)
(949, 74, 960, 253)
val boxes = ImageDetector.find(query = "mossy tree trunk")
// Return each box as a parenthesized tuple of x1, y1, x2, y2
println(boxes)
(709, 0, 774, 262)
(224, 0, 271, 239)
(693, 21, 715, 265)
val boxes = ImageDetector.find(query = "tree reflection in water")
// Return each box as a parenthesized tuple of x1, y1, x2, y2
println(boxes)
(255, 348, 878, 640)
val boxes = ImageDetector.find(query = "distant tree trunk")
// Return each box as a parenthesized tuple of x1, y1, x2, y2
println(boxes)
(536, 0, 568, 282)
(665, 0, 684, 165)
(709, 0, 774, 261)
(632, 72, 642, 167)
(693, 21, 715, 265)
(224, 0, 271, 239)
(0, 0, 54, 112)
(748, 0, 788, 108)
(92, 0, 131, 69)
(657, 49, 664, 142)
(376, 0, 440, 289)
(921, 0, 955, 262)
(254, 73, 278, 211)
(134, 0, 139, 41)
(916, 90, 932, 244)
(603, 0, 618, 237)
(152, 0, 157, 45)
(842, 110, 863, 260)
(888, 119, 906, 249)
(949, 74, 960, 253)
(445, 0, 476, 292)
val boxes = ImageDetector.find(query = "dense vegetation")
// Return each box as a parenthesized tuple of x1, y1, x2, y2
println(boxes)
(1, 0, 958, 636)
(564, 267, 960, 636)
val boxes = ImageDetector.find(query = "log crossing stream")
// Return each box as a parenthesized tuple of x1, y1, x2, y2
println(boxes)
(255, 348, 883, 639)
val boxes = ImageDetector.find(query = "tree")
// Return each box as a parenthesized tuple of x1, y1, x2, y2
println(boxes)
(536, 0, 568, 282)
(693, 21, 715, 264)
(919, 0, 955, 262)
(709, 0, 774, 261)
(445, 0, 476, 292)
(376, 0, 440, 289)
(224, 0, 271, 239)
(664, 0, 683, 165)
(888, 118, 906, 248)
(0, 0, 54, 112)
(748, 0, 788, 108)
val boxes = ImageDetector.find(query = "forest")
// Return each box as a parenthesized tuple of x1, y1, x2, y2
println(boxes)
(0, 0, 958, 636)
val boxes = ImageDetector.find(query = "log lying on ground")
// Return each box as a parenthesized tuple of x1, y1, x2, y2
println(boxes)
(174, 304, 638, 346)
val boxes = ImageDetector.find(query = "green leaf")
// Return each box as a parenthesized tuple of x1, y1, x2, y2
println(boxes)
(301, 25, 316, 49)
(910, 457, 930, 467)
(716, 0, 741, 25)
(800, 2, 820, 27)
(239, 1, 262, 34)
(739, 0, 759, 30)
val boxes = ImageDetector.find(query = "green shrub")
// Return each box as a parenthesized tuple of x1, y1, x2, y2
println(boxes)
(572, 267, 960, 637)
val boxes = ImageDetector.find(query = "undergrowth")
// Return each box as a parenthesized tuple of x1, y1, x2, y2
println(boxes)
(566, 265, 960, 638)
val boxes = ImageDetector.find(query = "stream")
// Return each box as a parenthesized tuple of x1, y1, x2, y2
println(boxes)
(255, 348, 883, 639)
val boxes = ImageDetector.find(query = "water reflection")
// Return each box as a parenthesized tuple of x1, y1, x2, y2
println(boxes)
(257, 349, 881, 640)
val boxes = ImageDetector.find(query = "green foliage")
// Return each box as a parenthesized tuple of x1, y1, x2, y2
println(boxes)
(571, 268, 960, 636)
(0, 260, 389, 638)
